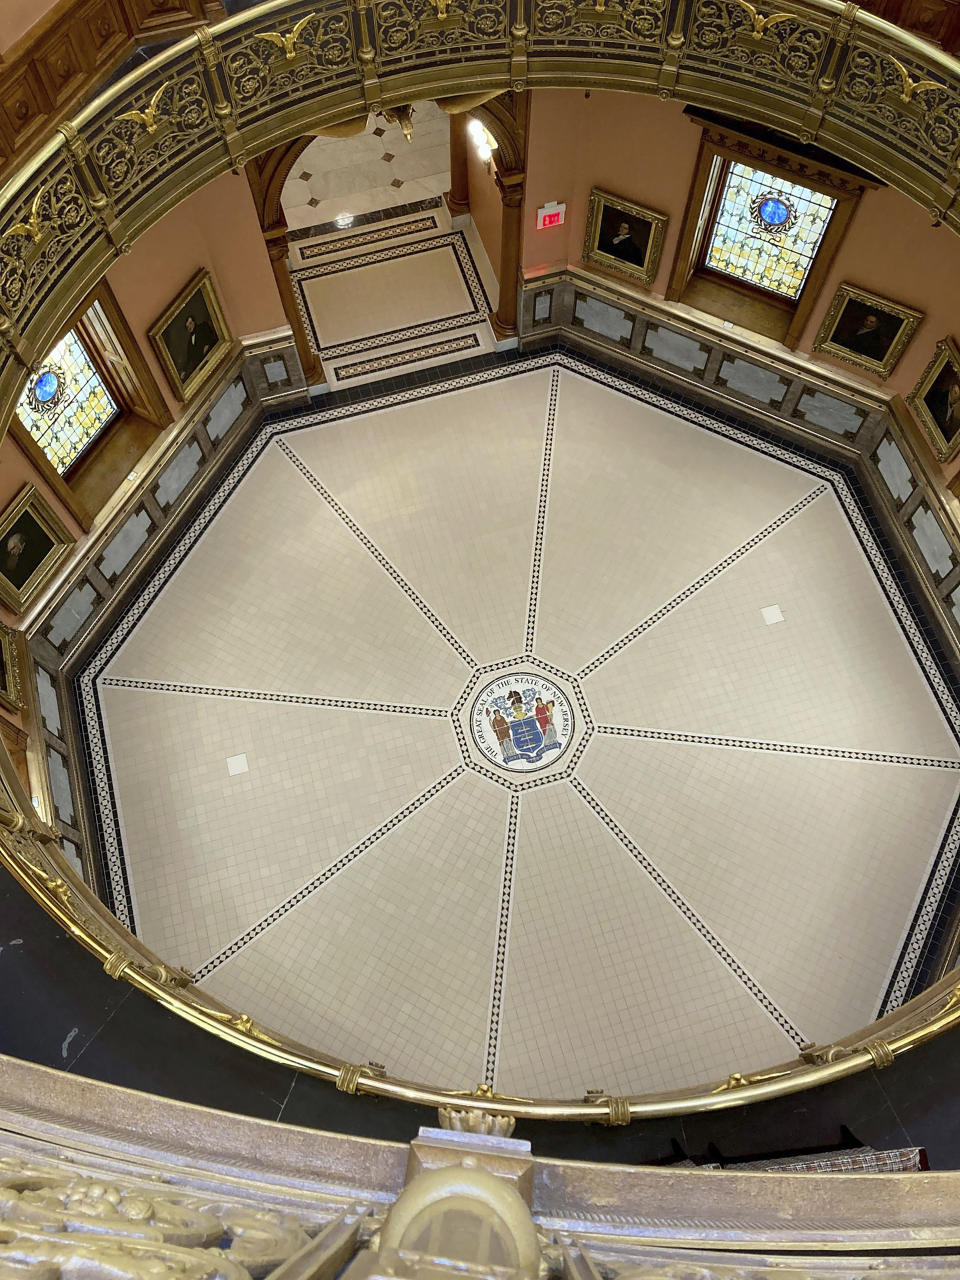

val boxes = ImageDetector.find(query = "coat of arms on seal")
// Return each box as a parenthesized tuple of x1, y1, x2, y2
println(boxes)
(471, 674, 574, 773)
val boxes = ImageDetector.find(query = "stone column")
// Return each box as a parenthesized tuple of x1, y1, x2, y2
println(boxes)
(491, 171, 525, 341)
(265, 225, 324, 387)
(445, 114, 470, 218)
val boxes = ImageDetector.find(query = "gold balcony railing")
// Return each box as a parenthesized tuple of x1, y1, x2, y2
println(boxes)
(4, 743, 960, 1124)
(3, 0, 960, 1124)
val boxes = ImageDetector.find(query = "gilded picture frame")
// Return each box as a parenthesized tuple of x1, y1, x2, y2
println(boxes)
(0, 486, 74, 614)
(0, 624, 23, 714)
(813, 283, 922, 380)
(908, 336, 960, 462)
(148, 269, 232, 403)
(583, 188, 667, 287)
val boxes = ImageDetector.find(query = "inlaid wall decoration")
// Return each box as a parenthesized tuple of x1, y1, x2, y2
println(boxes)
(909, 336, 960, 462)
(148, 269, 232, 403)
(814, 284, 922, 380)
(0, 486, 74, 614)
(583, 189, 667, 287)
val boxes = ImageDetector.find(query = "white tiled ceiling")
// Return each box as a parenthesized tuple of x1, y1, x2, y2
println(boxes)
(93, 363, 960, 1097)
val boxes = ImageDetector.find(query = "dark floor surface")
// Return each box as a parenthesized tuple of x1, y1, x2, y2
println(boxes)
(3, 874, 958, 1166)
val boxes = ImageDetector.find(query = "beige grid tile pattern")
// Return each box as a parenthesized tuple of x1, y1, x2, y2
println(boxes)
(100, 682, 460, 969)
(287, 370, 553, 664)
(494, 782, 798, 1097)
(578, 733, 960, 1044)
(200, 771, 508, 1089)
(300, 244, 475, 348)
(281, 100, 450, 231)
(104, 445, 468, 707)
(92, 366, 960, 1096)
(584, 491, 960, 758)
(535, 371, 816, 673)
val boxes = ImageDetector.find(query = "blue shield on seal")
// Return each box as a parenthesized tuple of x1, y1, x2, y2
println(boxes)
(510, 716, 543, 758)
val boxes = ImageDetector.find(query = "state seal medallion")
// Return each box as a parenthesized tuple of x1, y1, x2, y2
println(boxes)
(471, 674, 574, 773)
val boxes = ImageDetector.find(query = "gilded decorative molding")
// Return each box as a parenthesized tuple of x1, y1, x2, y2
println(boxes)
(255, 12, 319, 60)
(0, 1155, 314, 1280)
(375, 0, 508, 61)
(530, 0, 667, 50)
(437, 1105, 517, 1135)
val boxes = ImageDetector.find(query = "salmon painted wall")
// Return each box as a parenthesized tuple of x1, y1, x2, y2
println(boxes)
(522, 90, 700, 297)
(798, 186, 959, 401)
(523, 88, 960, 473)
(468, 145, 502, 278)
(0, 0, 62, 53)
(0, 432, 85, 628)
(106, 171, 286, 416)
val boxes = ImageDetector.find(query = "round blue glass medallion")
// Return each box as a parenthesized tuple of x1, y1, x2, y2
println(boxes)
(34, 370, 60, 403)
(758, 197, 790, 227)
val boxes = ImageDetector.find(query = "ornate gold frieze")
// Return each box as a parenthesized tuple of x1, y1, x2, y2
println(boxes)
(220, 4, 356, 126)
(530, 0, 666, 49)
(686, 0, 828, 90)
(374, 0, 507, 61)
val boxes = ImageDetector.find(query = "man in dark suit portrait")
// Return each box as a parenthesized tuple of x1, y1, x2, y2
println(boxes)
(598, 211, 650, 269)
(178, 311, 217, 382)
(927, 369, 960, 445)
(833, 307, 898, 363)
(0, 514, 54, 592)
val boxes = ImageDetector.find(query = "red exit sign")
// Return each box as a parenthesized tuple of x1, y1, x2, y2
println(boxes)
(537, 201, 566, 230)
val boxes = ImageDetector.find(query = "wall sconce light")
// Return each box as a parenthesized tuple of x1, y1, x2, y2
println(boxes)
(467, 117, 498, 168)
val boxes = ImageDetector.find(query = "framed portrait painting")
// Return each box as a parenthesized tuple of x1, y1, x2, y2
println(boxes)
(148, 269, 232, 403)
(909, 336, 960, 462)
(0, 624, 23, 714)
(0, 486, 74, 613)
(813, 284, 922, 379)
(583, 189, 667, 287)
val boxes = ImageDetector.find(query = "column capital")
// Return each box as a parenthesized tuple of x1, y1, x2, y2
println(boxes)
(495, 169, 525, 208)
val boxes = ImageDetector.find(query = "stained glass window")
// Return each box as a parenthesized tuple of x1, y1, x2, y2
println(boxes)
(704, 162, 837, 300)
(16, 329, 118, 474)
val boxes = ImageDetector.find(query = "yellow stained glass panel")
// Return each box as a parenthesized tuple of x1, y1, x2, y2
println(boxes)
(705, 162, 837, 300)
(16, 330, 118, 474)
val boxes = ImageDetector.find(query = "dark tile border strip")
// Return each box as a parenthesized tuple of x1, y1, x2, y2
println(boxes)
(194, 766, 465, 979)
(569, 776, 807, 1046)
(596, 724, 960, 769)
(332, 332, 480, 382)
(100, 677, 449, 718)
(484, 792, 519, 1088)
(525, 368, 559, 654)
(287, 195, 444, 242)
(291, 232, 491, 359)
(299, 215, 440, 260)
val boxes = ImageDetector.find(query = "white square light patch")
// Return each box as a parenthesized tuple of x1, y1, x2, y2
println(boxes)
(226, 753, 249, 776)
(761, 604, 784, 625)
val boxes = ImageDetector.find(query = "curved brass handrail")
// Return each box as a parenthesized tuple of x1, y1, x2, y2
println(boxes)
(3, 0, 960, 1122)
(3, 776, 960, 1122)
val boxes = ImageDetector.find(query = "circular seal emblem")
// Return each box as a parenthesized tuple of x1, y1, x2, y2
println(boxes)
(470, 674, 574, 773)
